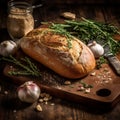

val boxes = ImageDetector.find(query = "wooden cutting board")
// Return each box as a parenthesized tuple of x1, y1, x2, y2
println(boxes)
(3, 50, 120, 110)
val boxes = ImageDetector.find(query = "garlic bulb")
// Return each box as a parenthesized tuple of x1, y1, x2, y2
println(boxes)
(0, 40, 17, 56)
(17, 81, 40, 103)
(87, 41, 104, 58)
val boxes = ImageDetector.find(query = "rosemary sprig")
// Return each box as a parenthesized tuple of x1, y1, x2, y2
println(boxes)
(50, 23, 74, 48)
(65, 17, 120, 55)
(21, 57, 40, 75)
(1, 55, 41, 77)
(48, 17, 120, 55)
(8, 71, 34, 76)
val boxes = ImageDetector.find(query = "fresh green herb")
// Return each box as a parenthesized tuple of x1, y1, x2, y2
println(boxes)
(77, 81, 93, 93)
(50, 23, 74, 48)
(47, 17, 120, 55)
(80, 81, 93, 88)
(80, 81, 87, 88)
(1, 55, 41, 77)
(96, 56, 107, 69)
(87, 84, 93, 88)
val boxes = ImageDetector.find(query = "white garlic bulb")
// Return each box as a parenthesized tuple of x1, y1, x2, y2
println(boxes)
(17, 81, 40, 103)
(0, 40, 17, 56)
(87, 41, 104, 58)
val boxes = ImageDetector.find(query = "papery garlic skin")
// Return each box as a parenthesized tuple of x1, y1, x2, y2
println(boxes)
(87, 41, 104, 58)
(18, 81, 40, 103)
(0, 40, 17, 56)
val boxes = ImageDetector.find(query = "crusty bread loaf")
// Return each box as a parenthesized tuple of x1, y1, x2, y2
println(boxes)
(20, 28, 96, 79)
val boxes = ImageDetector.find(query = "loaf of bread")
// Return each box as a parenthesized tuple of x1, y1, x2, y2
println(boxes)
(20, 28, 96, 79)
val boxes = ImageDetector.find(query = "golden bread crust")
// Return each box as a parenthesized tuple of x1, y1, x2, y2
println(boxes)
(20, 28, 96, 79)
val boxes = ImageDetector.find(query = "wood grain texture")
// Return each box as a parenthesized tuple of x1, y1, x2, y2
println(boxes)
(3, 52, 120, 110)
(44, 0, 120, 5)
(0, 2, 120, 120)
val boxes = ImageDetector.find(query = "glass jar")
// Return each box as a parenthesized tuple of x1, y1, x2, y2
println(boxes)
(7, 1, 34, 40)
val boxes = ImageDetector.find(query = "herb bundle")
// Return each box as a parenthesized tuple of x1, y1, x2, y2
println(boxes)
(1, 55, 41, 77)
(48, 17, 120, 55)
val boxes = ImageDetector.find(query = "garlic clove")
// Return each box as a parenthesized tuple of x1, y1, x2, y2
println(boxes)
(87, 41, 104, 58)
(0, 40, 18, 56)
(17, 81, 41, 103)
(61, 12, 76, 20)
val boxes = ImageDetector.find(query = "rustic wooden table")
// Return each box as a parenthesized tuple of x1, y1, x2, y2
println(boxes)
(0, 1, 120, 120)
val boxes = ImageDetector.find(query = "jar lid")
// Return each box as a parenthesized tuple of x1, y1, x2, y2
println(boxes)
(8, 0, 33, 14)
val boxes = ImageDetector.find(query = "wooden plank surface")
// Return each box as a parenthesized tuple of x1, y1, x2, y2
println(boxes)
(3, 50, 120, 110)
(0, 2, 120, 120)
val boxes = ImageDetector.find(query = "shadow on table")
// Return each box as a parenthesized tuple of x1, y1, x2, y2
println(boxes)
(1, 95, 33, 111)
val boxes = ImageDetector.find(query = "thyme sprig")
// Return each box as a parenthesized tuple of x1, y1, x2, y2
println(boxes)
(1, 55, 41, 77)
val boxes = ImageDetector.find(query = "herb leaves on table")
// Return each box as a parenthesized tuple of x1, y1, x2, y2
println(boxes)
(1, 55, 41, 77)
